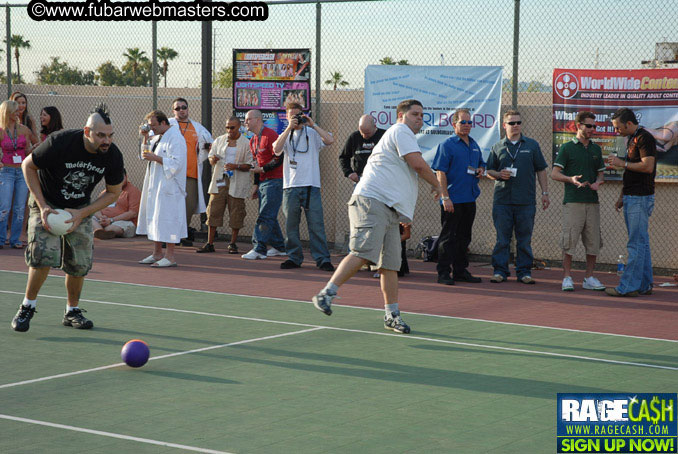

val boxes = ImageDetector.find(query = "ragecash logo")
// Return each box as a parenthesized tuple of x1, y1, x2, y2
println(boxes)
(555, 72, 579, 99)
(557, 393, 677, 453)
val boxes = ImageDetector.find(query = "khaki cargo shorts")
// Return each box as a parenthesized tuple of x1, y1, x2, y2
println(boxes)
(348, 194, 401, 271)
(206, 183, 246, 230)
(25, 197, 94, 277)
(561, 202, 602, 256)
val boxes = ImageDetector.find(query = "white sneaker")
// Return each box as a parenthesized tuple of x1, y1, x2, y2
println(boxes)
(241, 249, 267, 260)
(266, 247, 287, 257)
(562, 276, 574, 291)
(583, 276, 605, 291)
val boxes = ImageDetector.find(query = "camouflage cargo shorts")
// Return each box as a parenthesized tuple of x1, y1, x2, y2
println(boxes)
(25, 197, 94, 277)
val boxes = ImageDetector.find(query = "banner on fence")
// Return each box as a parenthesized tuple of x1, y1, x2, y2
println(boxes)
(364, 65, 503, 163)
(233, 49, 311, 134)
(553, 68, 678, 181)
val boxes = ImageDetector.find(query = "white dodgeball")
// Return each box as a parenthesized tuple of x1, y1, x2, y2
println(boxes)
(46, 209, 73, 236)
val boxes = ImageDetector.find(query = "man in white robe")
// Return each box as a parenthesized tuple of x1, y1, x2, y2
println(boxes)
(136, 110, 188, 267)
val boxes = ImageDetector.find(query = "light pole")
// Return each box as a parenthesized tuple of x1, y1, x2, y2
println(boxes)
(212, 27, 220, 86)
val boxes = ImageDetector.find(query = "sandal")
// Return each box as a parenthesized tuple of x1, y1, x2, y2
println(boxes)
(151, 258, 177, 268)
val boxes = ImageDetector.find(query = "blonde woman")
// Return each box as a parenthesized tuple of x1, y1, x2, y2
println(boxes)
(0, 100, 38, 248)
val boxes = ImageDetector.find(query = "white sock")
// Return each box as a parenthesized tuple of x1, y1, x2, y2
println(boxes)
(67, 305, 78, 313)
(22, 298, 37, 308)
(385, 303, 399, 318)
(322, 282, 338, 296)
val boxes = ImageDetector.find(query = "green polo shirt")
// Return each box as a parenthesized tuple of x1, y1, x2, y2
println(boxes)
(554, 138, 605, 204)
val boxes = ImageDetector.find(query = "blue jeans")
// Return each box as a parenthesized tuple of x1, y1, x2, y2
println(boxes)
(252, 178, 285, 254)
(491, 204, 536, 278)
(0, 166, 29, 246)
(282, 186, 331, 266)
(617, 195, 654, 294)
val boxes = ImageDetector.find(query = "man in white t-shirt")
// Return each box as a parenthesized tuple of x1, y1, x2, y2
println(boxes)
(273, 102, 335, 271)
(311, 100, 443, 334)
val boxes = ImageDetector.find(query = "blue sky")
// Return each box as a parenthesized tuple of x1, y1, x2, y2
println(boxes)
(3, 0, 676, 88)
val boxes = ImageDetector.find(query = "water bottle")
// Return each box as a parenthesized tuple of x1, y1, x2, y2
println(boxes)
(616, 255, 625, 276)
(226, 170, 234, 178)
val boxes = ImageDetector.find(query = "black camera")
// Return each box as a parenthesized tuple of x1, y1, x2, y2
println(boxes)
(294, 113, 307, 124)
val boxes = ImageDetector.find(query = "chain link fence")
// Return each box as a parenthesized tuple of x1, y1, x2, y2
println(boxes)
(2, 0, 677, 270)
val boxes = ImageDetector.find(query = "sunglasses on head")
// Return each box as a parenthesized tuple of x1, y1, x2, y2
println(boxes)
(458, 120, 473, 125)
(506, 121, 522, 126)
(174, 105, 188, 111)
(581, 123, 596, 129)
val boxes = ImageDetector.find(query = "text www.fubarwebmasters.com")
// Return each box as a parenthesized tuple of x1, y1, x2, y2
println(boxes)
(27, 0, 269, 21)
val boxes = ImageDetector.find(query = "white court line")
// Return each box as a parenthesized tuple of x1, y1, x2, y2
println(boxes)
(1, 290, 677, 373)
(2, 269, 677, 343)
(0, 327, 322, 389)
(0, 414, 234, 454)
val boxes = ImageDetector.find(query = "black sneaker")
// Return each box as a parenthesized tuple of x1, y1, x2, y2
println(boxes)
(437, 274, 455, 285)
(318, 262, 335, 272)
(281, 259, 301, 269)
(62, 308, 94, 329)
(454, 270, 482, 283)
(11, 304, 36, 332)
(312, 292, 335, 316)
(384, 310, 410, 334)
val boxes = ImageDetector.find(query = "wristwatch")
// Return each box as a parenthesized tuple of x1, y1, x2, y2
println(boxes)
(542, 191, 549, 195)
(441, 196, 450, 201)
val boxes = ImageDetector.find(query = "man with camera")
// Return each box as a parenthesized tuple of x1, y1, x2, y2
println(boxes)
(136, 110, 187, 267)
(486, 110, 549, 285)
(169, 97, 213, 246)
(340, 115, 386, 183)
(273, 102, 335, 271)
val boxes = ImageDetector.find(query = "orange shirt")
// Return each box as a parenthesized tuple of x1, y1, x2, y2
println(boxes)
(100, 181, 142, 225)
(178, 121, 198, 179)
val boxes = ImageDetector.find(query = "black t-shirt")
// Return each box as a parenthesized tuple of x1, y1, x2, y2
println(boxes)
(623, 127, 656, 196)
(339, 128, 386, 177)
(31, 129, 125, 208)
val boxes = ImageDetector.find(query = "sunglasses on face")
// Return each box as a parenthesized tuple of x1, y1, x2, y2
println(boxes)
(458, 120, 473, 125)
(174, 105, 188, 111)
(581, 123, 596, 129)
(506, 121, 522, 126)
(226, 126, 237, 130)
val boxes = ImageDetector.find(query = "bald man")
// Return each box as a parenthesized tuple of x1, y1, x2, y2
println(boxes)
(12, 104, 125, 333)
(339, 114, 386, 183)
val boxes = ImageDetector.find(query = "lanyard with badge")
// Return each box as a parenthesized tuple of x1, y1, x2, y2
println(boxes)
(5, 125, 22, 164)
(504, 141, 521, 177)
(288, 127, 308, 169)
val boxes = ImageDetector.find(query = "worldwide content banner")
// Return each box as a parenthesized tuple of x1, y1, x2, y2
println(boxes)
(364, 65, 503, 163)
(233, 49, 311, 134)
(557, 393, 678, 453)
(553, 68, 678, 181)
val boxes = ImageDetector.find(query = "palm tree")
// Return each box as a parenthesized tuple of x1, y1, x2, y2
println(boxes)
(123, 47, 148, 85)
(324, 71, 349, 91)
(156, 46, 178, 88)
(3, 35, 31, 81)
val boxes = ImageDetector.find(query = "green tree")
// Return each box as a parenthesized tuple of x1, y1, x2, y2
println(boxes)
(122, 47, 148, 86)
(3, 34, 31, 81)
(213, 65, 233, 88)
(156, 46, 178, 88)
(324, 71, 349, 90)
(95, 61, 124, 86)
(379, 57, 409, 65)
(36, 57, 95, 85)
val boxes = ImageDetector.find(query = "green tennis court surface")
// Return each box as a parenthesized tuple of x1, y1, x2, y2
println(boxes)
(1, 270, 676, 453)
